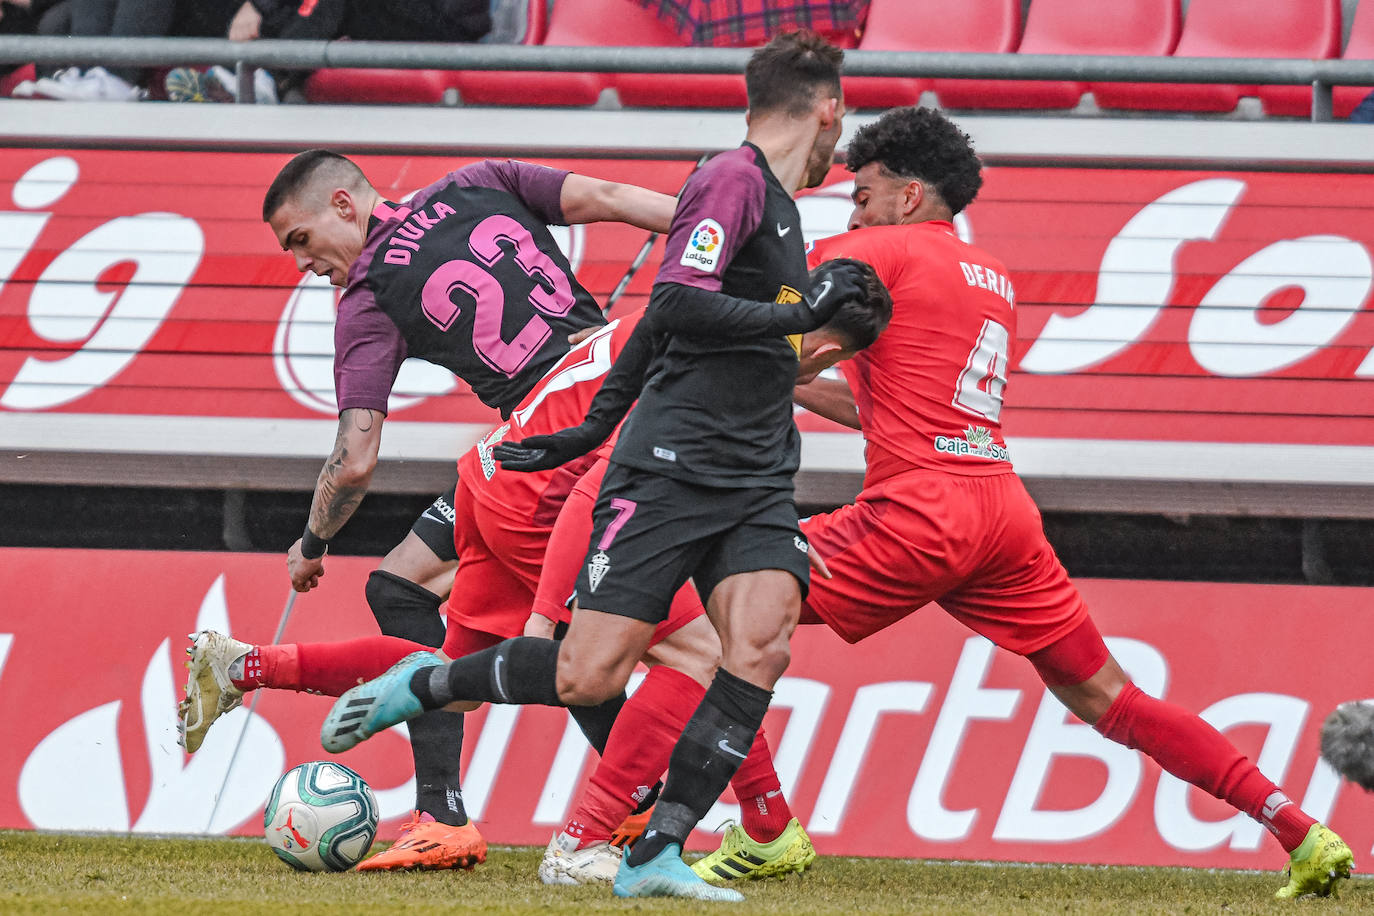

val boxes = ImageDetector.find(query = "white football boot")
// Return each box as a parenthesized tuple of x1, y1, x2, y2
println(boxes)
(178, 630, 252, 752)
(539, 832, 624, 885)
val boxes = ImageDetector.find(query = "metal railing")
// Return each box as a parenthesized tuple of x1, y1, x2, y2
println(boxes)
(3, 36, 1374, 119)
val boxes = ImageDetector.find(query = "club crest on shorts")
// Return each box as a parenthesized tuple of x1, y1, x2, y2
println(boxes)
(680, 218, 724, 271)
(794, 535, 809, 554)
(587, 550, 611, 592)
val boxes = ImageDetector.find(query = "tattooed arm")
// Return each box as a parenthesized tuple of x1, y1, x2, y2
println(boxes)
(287, 408, 385, 592)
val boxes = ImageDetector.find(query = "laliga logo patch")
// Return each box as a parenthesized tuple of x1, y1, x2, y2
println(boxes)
(680, 218, 724, 272)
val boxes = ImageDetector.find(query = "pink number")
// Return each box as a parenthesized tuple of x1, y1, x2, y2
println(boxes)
(597, 498, 637, 550)
(420, 258, 550, 376)
(417, 214, 578, 378)
(468, 214, 576, 318)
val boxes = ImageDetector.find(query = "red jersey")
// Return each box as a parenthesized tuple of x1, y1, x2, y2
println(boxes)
(808, 221, 1015, 482)
(456, 313, 637, 519)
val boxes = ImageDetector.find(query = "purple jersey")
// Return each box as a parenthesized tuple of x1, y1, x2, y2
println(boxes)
(612, 144, 810, 488)
(333, 160, 606, 417)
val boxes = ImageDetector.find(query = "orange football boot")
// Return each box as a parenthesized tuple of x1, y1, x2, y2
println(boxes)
(355, 811, 487, 871)
(609, 805, 654, 850)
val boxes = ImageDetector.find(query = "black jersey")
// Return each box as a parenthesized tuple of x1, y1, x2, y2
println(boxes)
(333, 160, 606, 418)
(611, 144, 809, 488)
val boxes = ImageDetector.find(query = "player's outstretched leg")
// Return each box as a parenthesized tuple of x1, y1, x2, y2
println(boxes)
(1080, 677, 1354, 900)
(321, 651, 442, 753)
(178, 630, 251, 752)
(613, 842, 744, 902)
(692, 818, 815, 884)
(1275, 824, 1354, 900)
(356, 812, 487, 872)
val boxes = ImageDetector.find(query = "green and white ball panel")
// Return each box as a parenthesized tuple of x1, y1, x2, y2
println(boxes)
(263, 761, 379, 872)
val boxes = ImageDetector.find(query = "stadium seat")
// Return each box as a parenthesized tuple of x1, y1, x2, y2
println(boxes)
(454, 0, 618, 106)
(963, 0, 1181, 110)
(843, 0, 1020, 110)
(305, 68, 457, 105)
(1093, 0, 1340, 114)
(616, 14, 861, 108)
(1326, 0, 1374, 118)
(609, 1, 745, 108)
(1, 64, 35, 99)
(304, 1, 555, 105)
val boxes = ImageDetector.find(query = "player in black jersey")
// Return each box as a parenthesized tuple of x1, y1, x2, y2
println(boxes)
(259, 150, 673, 606)
(318, 33, 870, 901)
(183, 152, 674, 868)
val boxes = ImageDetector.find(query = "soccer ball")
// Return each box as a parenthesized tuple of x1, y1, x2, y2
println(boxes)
(263, 761, 379, 872)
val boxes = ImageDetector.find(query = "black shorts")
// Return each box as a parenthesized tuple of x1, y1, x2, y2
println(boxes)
(410, 483, 459, 563)
(573, 461, 810, 623)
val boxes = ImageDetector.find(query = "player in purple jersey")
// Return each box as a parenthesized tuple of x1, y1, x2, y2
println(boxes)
(198, 151, 674, 868)
(258, 149, 673, 629)
(319, 33, 863, 901)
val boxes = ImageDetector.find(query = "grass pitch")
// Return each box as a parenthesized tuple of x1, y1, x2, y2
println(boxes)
(0, 830, 1367, 915)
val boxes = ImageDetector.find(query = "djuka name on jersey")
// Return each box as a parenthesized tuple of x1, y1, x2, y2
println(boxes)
(383, 201, 459, 266)
(959, 260, 1015, 308)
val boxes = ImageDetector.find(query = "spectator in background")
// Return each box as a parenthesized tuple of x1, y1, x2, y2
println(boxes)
(16, 0, 172, 100)
(639, 0, 868, 48)
(1350, 88, 1374, 123)
(166, 0, 490, 103)
(1, 0, 41, 42)
(0, 0, 44, 81)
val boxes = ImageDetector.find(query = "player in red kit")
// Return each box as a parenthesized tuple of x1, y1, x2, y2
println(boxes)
(181, 288, 889, 880)
(749, 106, 1351, 901)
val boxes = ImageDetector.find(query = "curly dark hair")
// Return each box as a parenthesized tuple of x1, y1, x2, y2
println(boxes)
(811, 257, 892, 351)
(845, 107, 983, 214)
(745, 30, 844, 118)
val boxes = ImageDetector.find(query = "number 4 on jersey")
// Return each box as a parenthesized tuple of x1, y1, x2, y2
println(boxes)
(953, 318, 1010, 423)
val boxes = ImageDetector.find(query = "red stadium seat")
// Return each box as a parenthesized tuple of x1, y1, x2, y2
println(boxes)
(609, 2, 745, 108)
(456, 0, 632, 106)
(843, 0, 1020, 110)
(615, 0, 864, 108)
(1, 64, 36, 99)
(1093, 0, 1340, 114)
(305, 1, 555, 105)
(1328, 0, 1374, 119)
(305, 68, 456, 105)
(966, 0, 1180, 110)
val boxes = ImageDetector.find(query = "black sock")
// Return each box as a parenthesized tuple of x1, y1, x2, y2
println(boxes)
(568, 692, 626, 755)
(365, 569, 464, 823)
(408, 709, 467, 825)
(411, 637, 563, 709)
(628, 668, 772, 866)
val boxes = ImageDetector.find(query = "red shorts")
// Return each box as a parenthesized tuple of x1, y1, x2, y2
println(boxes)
(443, 475, 547, 641)
(532, 457, 703, 647)
(800, 469, 1105, 685)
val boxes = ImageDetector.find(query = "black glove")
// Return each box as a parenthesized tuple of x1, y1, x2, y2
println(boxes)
(802, 261, 870, 330)
(491, 424, 608, 473)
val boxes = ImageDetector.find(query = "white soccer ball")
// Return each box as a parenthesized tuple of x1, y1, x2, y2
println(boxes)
(263, 761, 379, 872)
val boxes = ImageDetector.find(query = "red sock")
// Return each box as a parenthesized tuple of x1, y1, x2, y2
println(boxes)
(730, 727, 793, 843)
(564, 665, 704, 848)
(1095, 682, 1316, 852)
(233, 636, 428, 697)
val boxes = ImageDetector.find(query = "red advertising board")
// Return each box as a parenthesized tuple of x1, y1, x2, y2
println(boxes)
(3, 150, 1374, 484)
(2, 546, 1371, 869)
